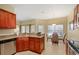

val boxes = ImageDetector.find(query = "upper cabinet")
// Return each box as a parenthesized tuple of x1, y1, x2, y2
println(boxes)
(73, 5, 79, 30)
(0, 9, 16, 29)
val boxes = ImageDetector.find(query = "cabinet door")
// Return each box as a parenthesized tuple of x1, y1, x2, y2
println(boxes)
(0, 10, 8, 28)
(11, 14, 16, 28)
(40, 39, 44, 50)
(0, 10, 6, 28)
(5, 12, 9, 28)
(34, 38, 40, 53)
(29, 37, 35, 51)
(0, 9, 16, 29)
(22, 37, 29, 51)
(16, 37, 23, 52)
(35, 38, 44, 54)
(8, 13, 16, 28)
(8, 13, 12, 28)
(16, 38, 20, 52)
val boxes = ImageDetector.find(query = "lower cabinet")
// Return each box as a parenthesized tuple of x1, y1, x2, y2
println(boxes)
(29, 37, 44, 54)
(34, 38, 43, 53)
(16, 36, 44, 54)
(34, 38, 40, 53)
(22, 37, 29, 51)
(29, 37, 35, 51)
(16, 37, 29, 52)
(16, 37, 22, 52)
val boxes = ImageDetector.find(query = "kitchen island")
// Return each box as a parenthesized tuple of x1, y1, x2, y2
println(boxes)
(16, 34, 45, 54)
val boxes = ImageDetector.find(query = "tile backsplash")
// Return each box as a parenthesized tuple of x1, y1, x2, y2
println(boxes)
(0, 29, 16, 36)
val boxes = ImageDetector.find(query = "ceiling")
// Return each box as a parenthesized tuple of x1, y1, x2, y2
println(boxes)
(12, 4, 75, 21)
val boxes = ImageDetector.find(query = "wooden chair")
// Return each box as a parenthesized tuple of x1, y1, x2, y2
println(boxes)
(63, 33, 67, 44)
(51, 32, 58, 44)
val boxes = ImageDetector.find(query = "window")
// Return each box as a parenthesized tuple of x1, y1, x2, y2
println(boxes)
(31, 25, 35, 33)
(48, 25, 54, 36)
(21, 26, 26, 33)
(55, 25, 63, 36)
(37, 25, 44, 33)
(48, 24, 64, 37)
(26, 26, 29, 33)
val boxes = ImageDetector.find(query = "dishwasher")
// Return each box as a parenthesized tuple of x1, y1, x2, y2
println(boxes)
(0, 38, 16, 55)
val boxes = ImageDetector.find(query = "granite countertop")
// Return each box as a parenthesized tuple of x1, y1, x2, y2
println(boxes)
(0, 34, 17, 41)
(29, 35, 44, 38)
(17, 34, 44, 38)
(0, 34, 44, 41)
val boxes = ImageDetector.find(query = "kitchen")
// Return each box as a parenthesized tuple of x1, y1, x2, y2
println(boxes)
(0, 4, 79, 55)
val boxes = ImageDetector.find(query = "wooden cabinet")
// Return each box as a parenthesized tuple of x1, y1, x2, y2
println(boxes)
(29, 37, 35, 51)
(34, 38, 40, 53)
(8, 13, 16, 28)
(16, 37, 29, 52)
(0, 9, 16, 29)
(16, 36, 45, 54)
(29, 37, 44, 54)
(22, 37, 29, 51)
(0, 9, 6, 28)
(16, 37, 23, 52)
(29, 37, 41, 53)
(41, 37, 45, 50)
(34, 37, 44, 54)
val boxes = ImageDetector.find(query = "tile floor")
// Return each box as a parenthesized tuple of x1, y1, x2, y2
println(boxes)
(15, 39, 66, 55)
